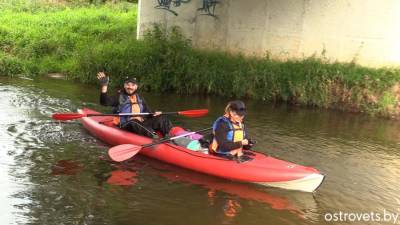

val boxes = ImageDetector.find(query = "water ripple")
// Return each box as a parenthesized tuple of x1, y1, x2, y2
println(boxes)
(1, 77, 400, 225)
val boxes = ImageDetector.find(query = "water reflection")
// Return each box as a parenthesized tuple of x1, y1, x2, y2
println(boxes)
(117, 158, 320, 223)
(1, 76, 400, 225)
(106, 170, 138, 186)
(51, 160, 83, 176)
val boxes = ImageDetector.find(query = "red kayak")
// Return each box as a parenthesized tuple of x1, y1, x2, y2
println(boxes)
(79, 108, 324, 192)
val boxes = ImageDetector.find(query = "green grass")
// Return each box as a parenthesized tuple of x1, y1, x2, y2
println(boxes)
(1, 2, 400, 117)
(0, 1, 136, 76)
(71, 25, 400, 117)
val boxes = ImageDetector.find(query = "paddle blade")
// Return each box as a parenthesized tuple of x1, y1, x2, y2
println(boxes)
(52, 113, 86, 121)
(108, 144, 142, 162)
(178, 109, 209, 118)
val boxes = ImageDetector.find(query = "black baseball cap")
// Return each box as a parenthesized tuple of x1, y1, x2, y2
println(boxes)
(228, 100, 246, 116)
(123, 77, 137, 84)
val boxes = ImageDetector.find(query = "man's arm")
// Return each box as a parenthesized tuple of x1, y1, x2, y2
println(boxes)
(100, 92, 119, 107)
(140, 96, 163, 117)
(139, 96, 152, 113)
(97, 72, 118, 107)
(97, 72, 109, 93)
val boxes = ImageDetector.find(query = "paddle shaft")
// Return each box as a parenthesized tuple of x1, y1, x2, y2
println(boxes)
(142, 127, 212, 149)
(85, 112, 178, 117)
(52, 109, 208, 121)
(108, 127, 212, 162)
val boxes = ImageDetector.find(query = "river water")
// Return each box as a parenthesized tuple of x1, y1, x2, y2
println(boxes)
(0, 76, 399, 225)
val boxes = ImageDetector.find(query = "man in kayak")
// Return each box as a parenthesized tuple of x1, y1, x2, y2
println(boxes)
(97, 72, 173, 138)
(209, 100, 253, 160)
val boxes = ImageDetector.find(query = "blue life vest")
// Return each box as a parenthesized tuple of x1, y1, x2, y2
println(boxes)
(115, 93, 145, 126)
(210, 116, 246, 154)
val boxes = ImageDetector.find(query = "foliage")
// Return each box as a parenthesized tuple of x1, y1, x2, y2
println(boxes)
(1, 2, 400, 117)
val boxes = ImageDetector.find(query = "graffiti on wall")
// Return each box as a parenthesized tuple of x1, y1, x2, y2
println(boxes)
(155, 0, 191, 16)
(198, 0, 219, 17)
(155, 0, 219, 17)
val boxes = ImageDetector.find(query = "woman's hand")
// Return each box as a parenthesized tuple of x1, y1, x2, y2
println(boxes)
(241, 139, 249, 146)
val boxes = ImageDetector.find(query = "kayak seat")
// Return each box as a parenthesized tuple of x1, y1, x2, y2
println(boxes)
(236, 155, 254, 163)
(244, 151, 256, 156)
(100, 119, 116, 127)
(210, 152, 254, 163)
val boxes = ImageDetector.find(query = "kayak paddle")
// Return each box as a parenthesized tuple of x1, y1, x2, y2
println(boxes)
(52, 109, 209, 121)
(108, 127, 212, 162)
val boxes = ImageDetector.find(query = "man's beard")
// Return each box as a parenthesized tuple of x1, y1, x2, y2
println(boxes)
(124, 89, 136, 96)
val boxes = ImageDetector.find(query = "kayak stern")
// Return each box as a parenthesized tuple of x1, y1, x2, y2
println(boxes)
(256, 173, 325, 192)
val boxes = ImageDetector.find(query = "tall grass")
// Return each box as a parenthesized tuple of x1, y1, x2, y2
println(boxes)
(0, 2, 136, 76)
(1, 2, 400, 117)
(71, 25, 400, 117)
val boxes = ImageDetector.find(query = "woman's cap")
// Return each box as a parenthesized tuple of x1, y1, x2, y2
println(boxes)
(228, 100, 246, 116)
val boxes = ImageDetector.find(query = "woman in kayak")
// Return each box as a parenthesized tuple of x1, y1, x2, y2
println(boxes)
(97, 72, 173, 138)
(209, 100, 253, 159)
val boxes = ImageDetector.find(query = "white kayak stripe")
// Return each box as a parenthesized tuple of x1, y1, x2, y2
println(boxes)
(256, 173, 325, 192)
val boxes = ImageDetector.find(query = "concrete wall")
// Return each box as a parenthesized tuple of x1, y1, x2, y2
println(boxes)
(137, 0, 400, 67)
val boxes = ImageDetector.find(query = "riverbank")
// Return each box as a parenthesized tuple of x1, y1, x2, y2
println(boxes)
(1, 2, 400, 118)
(0, 1, 136, 77)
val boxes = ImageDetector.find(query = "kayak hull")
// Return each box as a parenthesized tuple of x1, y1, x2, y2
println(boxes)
(79, 108, 324, 192)
(257, 173, 324, 192)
